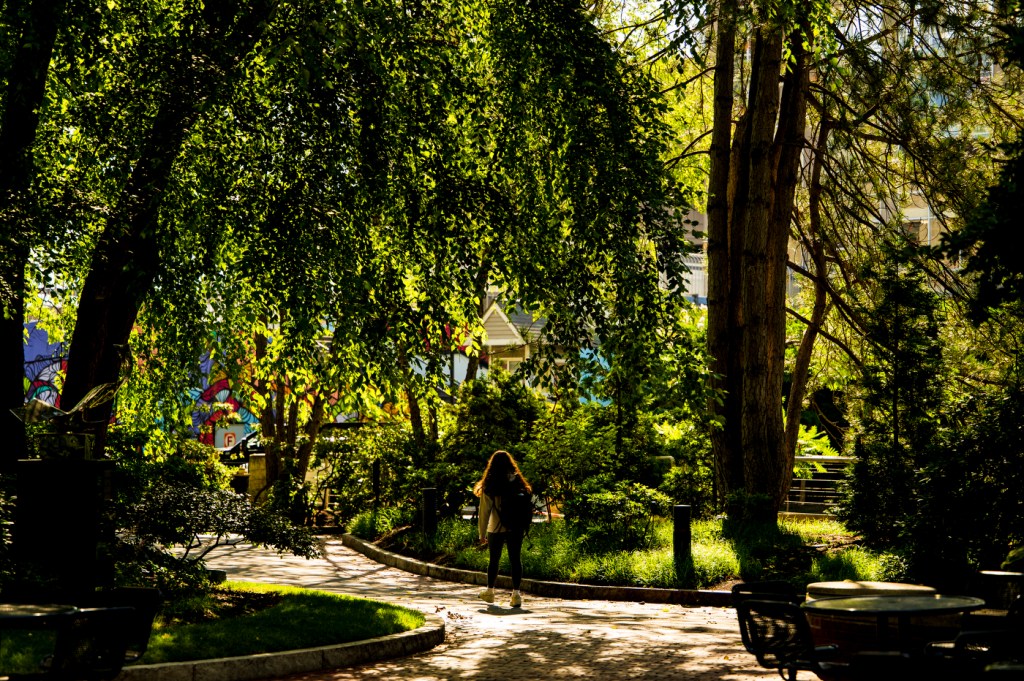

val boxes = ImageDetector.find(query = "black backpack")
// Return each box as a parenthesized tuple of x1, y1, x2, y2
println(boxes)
(497, 487, 534, 535)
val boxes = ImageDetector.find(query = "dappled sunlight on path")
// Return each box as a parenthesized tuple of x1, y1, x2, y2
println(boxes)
(205, 538, 773, 680)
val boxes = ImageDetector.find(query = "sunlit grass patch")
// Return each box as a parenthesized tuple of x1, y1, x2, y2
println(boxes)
(391, 514, 881, 590)
(0, 630, 60, 677)
(811, 546, 885, 582)
(143, 581, 424, 663)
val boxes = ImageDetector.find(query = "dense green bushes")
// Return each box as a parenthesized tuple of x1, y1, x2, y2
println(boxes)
(347, 507, 415, 540)
(564, 482, 672, 551)
(107, 428, 321, 598)
(837, 250, 1024, 589)
(319, 369, 717, 537)
(377, 515, 890, 589)
(313, 423, 427, 524)
(903, 389, 1024, 585)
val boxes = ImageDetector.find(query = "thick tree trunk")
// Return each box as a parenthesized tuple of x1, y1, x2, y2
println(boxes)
(0, 0, 68, 469)
(738, 30, 785, 518)
(708, 9, 812, 516)
(707, 1, 741, 498)
(60, 92, 197, 435)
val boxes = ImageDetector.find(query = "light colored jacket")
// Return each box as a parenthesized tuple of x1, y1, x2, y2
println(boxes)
(478, 492, 509, 538)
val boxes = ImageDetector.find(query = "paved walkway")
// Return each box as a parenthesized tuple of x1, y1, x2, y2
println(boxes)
(205, 538, 775, 680)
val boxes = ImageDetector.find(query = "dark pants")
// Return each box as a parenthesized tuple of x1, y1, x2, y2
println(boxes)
(487, 530, 524, 589)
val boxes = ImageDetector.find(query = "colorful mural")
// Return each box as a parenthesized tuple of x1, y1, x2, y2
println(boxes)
(187, 352, 259, 444)
(24, 322, 67, 409)
(23, 322, 257, 439)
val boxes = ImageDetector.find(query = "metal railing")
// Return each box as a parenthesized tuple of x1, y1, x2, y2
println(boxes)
(783, 455, 854, 516)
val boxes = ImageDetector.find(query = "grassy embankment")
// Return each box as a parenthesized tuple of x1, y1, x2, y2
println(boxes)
(0, 581, 425, 673)
(355, 513, 890, 590)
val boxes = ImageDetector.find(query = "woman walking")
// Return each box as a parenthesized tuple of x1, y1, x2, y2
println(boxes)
(473, 450, 532, 607)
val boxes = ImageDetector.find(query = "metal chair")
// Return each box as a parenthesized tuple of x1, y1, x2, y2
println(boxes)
(47, 606, 135, 681)
(78, 587, 161, 662)
(731, 580, 804, 607)
(924, 595, 1023, 672)
(735, 598, 843, 680)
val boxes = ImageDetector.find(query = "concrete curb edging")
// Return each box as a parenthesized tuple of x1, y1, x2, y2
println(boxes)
(340, 533, 732, 608)
(115, 613, 445, 681)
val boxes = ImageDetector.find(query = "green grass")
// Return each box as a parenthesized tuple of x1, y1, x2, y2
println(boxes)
(143, 581, 424, 664)
(0, 630, 60, 677)
(0, 582, 426, 674)
(391, 515, 890, 590)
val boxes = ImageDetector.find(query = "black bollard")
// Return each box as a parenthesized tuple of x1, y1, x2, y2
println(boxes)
(372, 460, 381, 513)
(422, 487, 438, 537)
(673, 504, 692, 574)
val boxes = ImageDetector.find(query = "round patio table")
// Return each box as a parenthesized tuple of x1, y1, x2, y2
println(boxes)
(802, 594, 985, 652)
(806, 580, 936, 600)
(975, 570, 1023, 610)
(0, 603, 78, 626)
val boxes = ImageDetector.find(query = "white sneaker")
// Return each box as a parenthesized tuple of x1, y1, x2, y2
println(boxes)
(478, 588, 495, 603)
(510, 591, 522, 607)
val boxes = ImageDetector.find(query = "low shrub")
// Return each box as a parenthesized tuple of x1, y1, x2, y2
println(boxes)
(655, 421, 715, 518)
(346, 507, 413, 540)
(564, 482, 672, 551)
(316, 424, 429, 525)
(110, 430, 321, 598)
(116, 484, 322, 598)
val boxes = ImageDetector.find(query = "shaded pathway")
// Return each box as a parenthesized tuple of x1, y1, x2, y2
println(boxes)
(205, 538, 774, 680)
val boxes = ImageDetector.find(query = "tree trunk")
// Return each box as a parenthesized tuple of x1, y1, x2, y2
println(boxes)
(397, 344, 425, 446)
(738, 29, 785, 518)
(268, 378, 286, 481)
(60, 89, 198, 434)
(297, 392, 325, 482)
(286, 398, 299, 446)
(406, 385, 425, 447)
(427, 404, 439, 442)
(784, 123, 830, 487)
(707, 1, 742, 498)
(254, 326, 276, 441)
(708, 9, 812, 517)
(464, 254, 492, 383)
(0, 0, 68, 469)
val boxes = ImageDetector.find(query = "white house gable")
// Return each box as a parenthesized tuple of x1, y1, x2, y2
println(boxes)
(481, 302, 525, 347)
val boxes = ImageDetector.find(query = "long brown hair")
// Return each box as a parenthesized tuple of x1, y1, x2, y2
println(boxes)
(473, 450, 532, 497)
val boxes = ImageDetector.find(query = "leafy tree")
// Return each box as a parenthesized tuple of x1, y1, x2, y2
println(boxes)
(945, 4, 1024, 319)
(656, 0, 1024, 515)
(55, 2, 278, 440)
(1, 0, 686, 496)
(838, 247, 945, 547)
(0, 0, 71, 468)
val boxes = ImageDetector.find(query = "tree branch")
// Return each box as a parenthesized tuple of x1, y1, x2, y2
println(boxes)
(786, 306, 863, 367)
